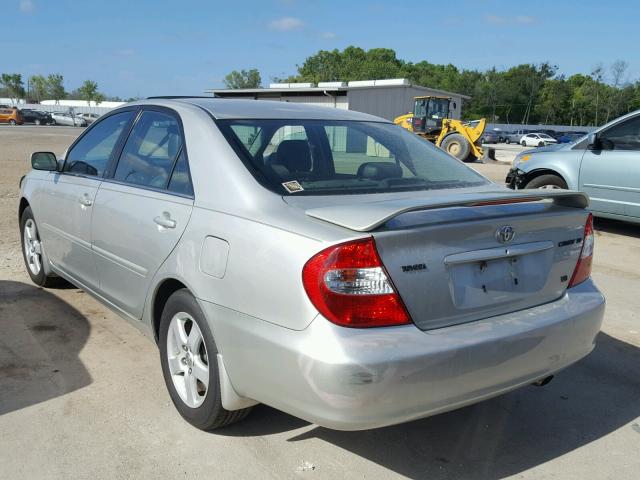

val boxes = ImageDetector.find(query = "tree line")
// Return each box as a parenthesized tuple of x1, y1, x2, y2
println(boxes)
(225, 47, 640, 126)
(0, 73, 135, 105)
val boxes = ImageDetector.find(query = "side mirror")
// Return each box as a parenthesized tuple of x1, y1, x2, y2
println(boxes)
(586, 133, 599, 150)
(31, 152, 58, 171)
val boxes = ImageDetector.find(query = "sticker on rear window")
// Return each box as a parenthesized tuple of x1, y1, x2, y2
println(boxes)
(282, 180, 304, 193)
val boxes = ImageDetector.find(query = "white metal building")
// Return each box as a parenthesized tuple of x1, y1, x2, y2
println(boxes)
(208, 79, 469, 121)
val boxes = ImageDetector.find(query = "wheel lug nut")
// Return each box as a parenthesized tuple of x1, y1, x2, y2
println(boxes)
(188, 368, 192, 374)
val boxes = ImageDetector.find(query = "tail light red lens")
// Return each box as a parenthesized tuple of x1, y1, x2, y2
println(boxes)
(569, 213, 594, 288)
(302, 238, 412, 328)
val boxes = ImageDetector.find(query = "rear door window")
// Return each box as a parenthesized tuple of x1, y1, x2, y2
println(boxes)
(113, 110, 183, 189)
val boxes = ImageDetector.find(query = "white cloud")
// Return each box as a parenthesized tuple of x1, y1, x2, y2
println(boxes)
(19, 0, 34, 13)
(116, 49, 135, 56)
(515, 15, 536, 24)
(321, 31, 337, 39)
(484, 14, 537, 25)
(268, 17, 304, 31)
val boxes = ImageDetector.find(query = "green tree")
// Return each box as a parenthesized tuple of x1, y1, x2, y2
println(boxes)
(47, 74, 66, 104)
(223, 69, 261, 88)
(78, 79, 104, 105)
(0, 73, 26, 102)
(30, 74, 48, 102)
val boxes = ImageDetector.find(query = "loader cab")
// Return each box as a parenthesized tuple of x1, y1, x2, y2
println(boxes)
(411, 96, 451, 135)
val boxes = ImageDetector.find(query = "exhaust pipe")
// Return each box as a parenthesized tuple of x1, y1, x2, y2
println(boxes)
(532, 375, 554, 387)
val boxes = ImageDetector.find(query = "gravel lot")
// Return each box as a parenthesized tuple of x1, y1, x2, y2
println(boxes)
(1, 126, 639, 479)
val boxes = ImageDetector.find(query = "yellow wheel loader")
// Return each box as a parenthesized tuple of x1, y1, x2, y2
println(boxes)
(394, 96, 486, 162)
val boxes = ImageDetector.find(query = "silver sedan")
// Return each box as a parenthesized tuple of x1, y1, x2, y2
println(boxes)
(507, 110, 640, 223)
(19, 99, 604, 431)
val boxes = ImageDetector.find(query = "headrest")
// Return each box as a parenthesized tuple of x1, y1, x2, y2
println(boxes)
(274, 140, 312, 172)
(356, 162, 403, 180)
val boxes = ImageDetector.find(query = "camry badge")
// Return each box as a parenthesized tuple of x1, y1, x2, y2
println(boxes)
(496, 225, 516, 244)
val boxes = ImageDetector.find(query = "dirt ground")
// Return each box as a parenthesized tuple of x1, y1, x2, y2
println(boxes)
(1, 126, 639, 479)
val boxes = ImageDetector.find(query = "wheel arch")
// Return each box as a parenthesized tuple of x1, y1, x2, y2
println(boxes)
(18, 197, 30, 220)
(151, 277, 189, 343)
(522, 168, 568, 187)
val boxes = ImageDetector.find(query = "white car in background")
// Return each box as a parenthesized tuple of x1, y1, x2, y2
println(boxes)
(521, 133, 558, 147)
(51, 112, 87, 127)
(75, 112, 100, 125)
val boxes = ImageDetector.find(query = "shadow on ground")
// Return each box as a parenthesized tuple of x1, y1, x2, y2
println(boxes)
(0, 280, 91, 415)
(594, 217, 640, 238)
(222, 332, 640, 479)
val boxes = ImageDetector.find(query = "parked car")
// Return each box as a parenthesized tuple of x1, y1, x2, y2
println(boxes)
(75, 112, 100, 125)
(20, 98, 604, 431)
(480, 130, 500, 144)
(520, 133, 558, 147)
(505, 129, 530, 144)
(496, 131, 509, 143)
(0, 107, 24, 125)
(51, 112, 87, 127)
(538, 129, 559, 139)
(20, 109, 54, 125)
(507, 110, 640, 223)
(557, 132, 587, 144)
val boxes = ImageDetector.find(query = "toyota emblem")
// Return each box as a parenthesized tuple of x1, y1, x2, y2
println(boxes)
(496, 225, 515, 244)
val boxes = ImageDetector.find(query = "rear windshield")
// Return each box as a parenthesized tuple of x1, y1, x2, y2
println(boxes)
(217, 119, 488, 195)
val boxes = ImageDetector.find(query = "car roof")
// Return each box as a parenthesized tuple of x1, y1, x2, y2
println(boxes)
(131, 97, 390, 122)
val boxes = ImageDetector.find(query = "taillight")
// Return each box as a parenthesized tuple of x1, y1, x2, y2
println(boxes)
(302, 238, 411, 328)
(569, 213, 594, 288)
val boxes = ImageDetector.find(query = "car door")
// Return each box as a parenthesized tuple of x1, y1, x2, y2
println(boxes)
(580, 114, 640, 218)
(91, 108, 194, 318)
(37, 110, 136, 290)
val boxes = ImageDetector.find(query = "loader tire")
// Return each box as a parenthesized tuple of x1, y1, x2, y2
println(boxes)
(440, 134, 471, 161)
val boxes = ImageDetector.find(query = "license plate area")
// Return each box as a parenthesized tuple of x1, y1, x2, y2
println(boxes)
(446, 244, 553, 309)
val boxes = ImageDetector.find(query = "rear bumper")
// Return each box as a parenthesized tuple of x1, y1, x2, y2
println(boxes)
(204, 279, 604, 431)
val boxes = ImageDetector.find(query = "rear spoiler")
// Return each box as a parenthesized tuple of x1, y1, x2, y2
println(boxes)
(305, 190, 589, 232)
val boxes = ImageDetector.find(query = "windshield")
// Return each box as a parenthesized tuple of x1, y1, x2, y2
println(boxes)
(427, 98, 450, 119)
(217, 119, 488, 196)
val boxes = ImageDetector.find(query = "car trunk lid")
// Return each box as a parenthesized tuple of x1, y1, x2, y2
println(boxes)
(297, 189, 589, 330)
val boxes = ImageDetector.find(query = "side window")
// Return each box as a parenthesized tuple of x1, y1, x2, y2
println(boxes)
(600, 116, 640, 151)
(64, 111, 133, 177)
(114, 110, 183, 189)
(168, 150, 193, 196)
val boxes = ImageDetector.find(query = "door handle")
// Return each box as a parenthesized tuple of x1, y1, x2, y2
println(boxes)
(154, 212, 177, 229)
(79, 194, 92, 207)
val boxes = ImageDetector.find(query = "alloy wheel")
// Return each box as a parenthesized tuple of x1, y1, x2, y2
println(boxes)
(166, 312, 209, 408)
(23, 218, 42, 275)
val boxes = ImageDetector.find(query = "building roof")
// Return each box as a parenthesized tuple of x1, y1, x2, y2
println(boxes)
(133, 97, 391, 121)
(208, 82, 471, 100)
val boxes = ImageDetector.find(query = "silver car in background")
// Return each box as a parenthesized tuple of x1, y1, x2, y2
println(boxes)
(19, 98, 604, 431)
(51, 111, 87, 127)
(507, 109, 640, 223)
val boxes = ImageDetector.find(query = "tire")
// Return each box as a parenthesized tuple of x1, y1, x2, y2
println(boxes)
(506, 138, 511, 144)
(9, 119, 16, 126)
(35, 119, 41, 126)
(159, 289, 253, 430)
(20, 206, 62, 287)
(440, 133, 471, 161)
(524, 174, 568, 190)
(521, 140, 527, 146)
(538, 141, 544, 147)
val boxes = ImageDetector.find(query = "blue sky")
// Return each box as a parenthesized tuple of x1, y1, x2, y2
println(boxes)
(4, 0, 639, 98)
